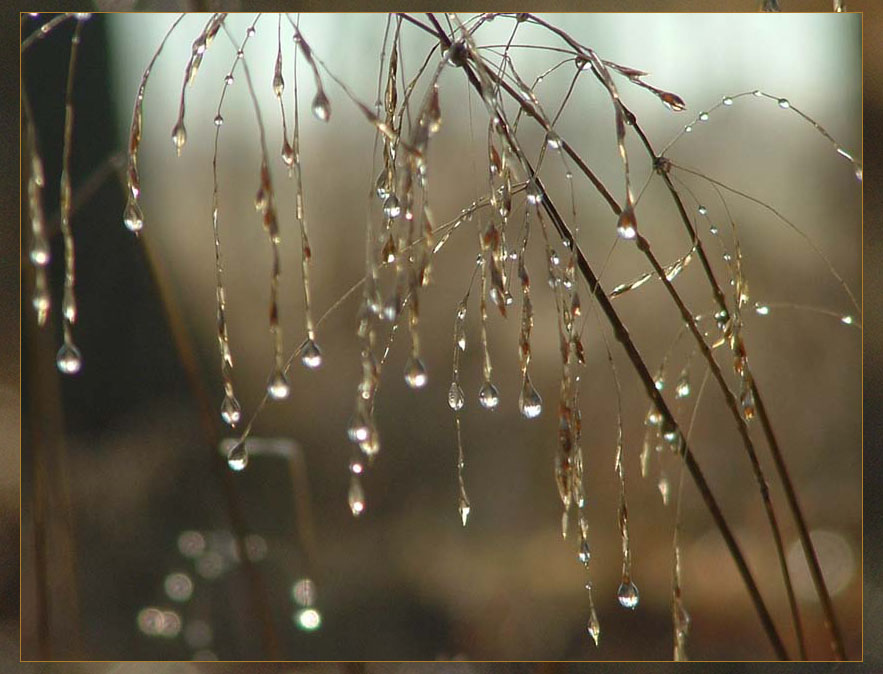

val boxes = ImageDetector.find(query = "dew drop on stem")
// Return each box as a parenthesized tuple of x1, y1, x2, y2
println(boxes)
(448, 381, 465, 411)
(301, 339, 323, 369)
(220, 394, 242, 426)
(518, 376, 542, 419)
(267, 368, 290, 400)
(56, 342, 82, 374)
(478, 381, 500, 410)
(227, 441, 248, 471)
(123, 197, 144, 233)
(404, 355, 428, 389)
(616, 207, 637, 240)
(171, 120, 187, 156)
(312, 90, 331, 122)
(617, 579, 639, 609)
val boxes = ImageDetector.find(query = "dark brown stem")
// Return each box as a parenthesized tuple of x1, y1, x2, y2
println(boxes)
(421, 12, 789, 660)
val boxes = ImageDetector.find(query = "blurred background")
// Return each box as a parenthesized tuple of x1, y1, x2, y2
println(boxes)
(9, 4, 872, 667)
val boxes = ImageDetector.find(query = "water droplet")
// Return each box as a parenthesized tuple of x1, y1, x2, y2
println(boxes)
(213, 113, 224, 127)
(312, 90, 331, 122)
(684, 125, 693, 133)
(267, 369, 290, 400)
(56, 342, 82, 374)
(753, 89, 763, 97)
(478, 381, 500, 410)
(273, 72, 284, 98)
(349, 456, 364, 475)
(227, 442, 248, 471)
(375, 170, 390, 200)
(348, 476, 365, 516)
(740, 386, 756, 421)
(301, 339, 322, 369)
(458, 492, 471, 526)
(654, 374, 665, 391)
(546, 132, 562, 150)
(236, 49, 244, 59)
(660, 91, 687, 112)
(383, 194, 401, 219)
(123, 197, 144, 233)
(246, 26, 256, 37)
(616, 208, 637, 240)
(755, 304, 770, 316)
(777, 98, 790, 109)
(220, 394, 242, 426)
(697, 205, 707, 216)
(171, 121, 187, 156)
(841, 314, 854, 325)
(347, 408, 370, 443)
(404, 355, 428, 389)
(658, 473, 670, 504)
(578, 536, 591, 566)
(617, 580, 639, 609)
(722, 96, 734, 106)
(675, 373, 691, 399)
(224, 74, 234, 85)
(698, 111, 709, 122)
(587, 609, 600, 646)
(855, 164, 863, 181)
(448, 381, 465, 411)
(518, 376, 542, 419)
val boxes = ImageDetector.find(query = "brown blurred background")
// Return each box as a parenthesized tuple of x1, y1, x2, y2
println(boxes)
(6, 3, 876, 668)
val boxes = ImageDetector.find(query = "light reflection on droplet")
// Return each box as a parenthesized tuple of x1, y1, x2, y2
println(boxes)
(295, 607, 322, 631)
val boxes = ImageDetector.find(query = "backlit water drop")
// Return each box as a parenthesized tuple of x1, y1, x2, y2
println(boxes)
(220, 394, 242, 426)
(227, 442, 248, 471)
(448, 381, 465, 411)
(267, 369, 290, 400)
(518, 376, 542, 419)
(478, 381, 500, 409)
(312, 90, 331, 122)
(56, 342, 82, 374)
(404, 356, 428, 388)
(301, 339, 323, 369)
(617, 580, 639, 609)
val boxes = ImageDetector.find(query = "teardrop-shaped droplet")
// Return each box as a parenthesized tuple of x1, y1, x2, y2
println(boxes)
(56, 342, 82, 374)
(616, 207, 637, 240)
(213, 113, 224, 126)
(660, 91, 687, 112)
(383, 194, 401, 219)
(281, 138, 295, 167)
(347, 407, 370, 443)
(348, 476, 365, 516)
(697, 205, 708, 216)
(447, 381, 465, 411)
(722, 96, 734, 106)
(777, 98, 790, 109)
(478, 381, 500, 410)
(272, 72, 285, 98)
(312, 90, 331, 122)
(404, 355, 428, 389)
(123, 197, 144, 233)
(301, 339, 322, 369)
(220, 394, 242, 426)
(171, 120, 187, 156)
(267, 368, 290, 400)
(458, 491, 471, 526)
(518, 376, 542, 419)
(587, 608, 601, 646)
(675, 373, 691, 399)
(61, 286, 76, 322)
(617, 580, 640, 609)
(224, 73, 234, 85)
(227, 441, 248, 471)
(578, 535, 591, 566)
(698, 111, 709, 122)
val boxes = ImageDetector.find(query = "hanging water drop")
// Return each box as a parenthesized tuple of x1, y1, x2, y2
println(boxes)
(282, 138, 295, 167)
(220, 394, 242, 426)
(227, 442, 248, 471)
(722, 96, 734, 106)
(458, 491, 471, 526)
(348, 475, 365, 516)
(56, 342, 82, 374)
(617, 580, 640, 609)
(684, 125, 693, 133)
(587, 609, 600, 646)
(224, 74, 234, 85)
(171, 120, 187, 156)
(841, 314, 854, 325)
(578, 535, 591, 566)
(478, 381, 500, 410)
(375, 170, 390, 200)
(404, 355, 428, 389)
(518, 376, 542, 419)
(301, 339, 323, 369)
(777, 98, 790, 109)
(697, 205, 707, 216)
(123, 197, 144, 233)
(448, 381, 465, 411)
(616, 208, 637, 240)
(213, 113, 224, 127)
(312, 90, 331, 122)
(267, 368, 290, 400)
(675, 373, 691, 399)
(698, 111, 709, 122)
(383, 194, 401, 219)
(347, 407, 370, 443)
